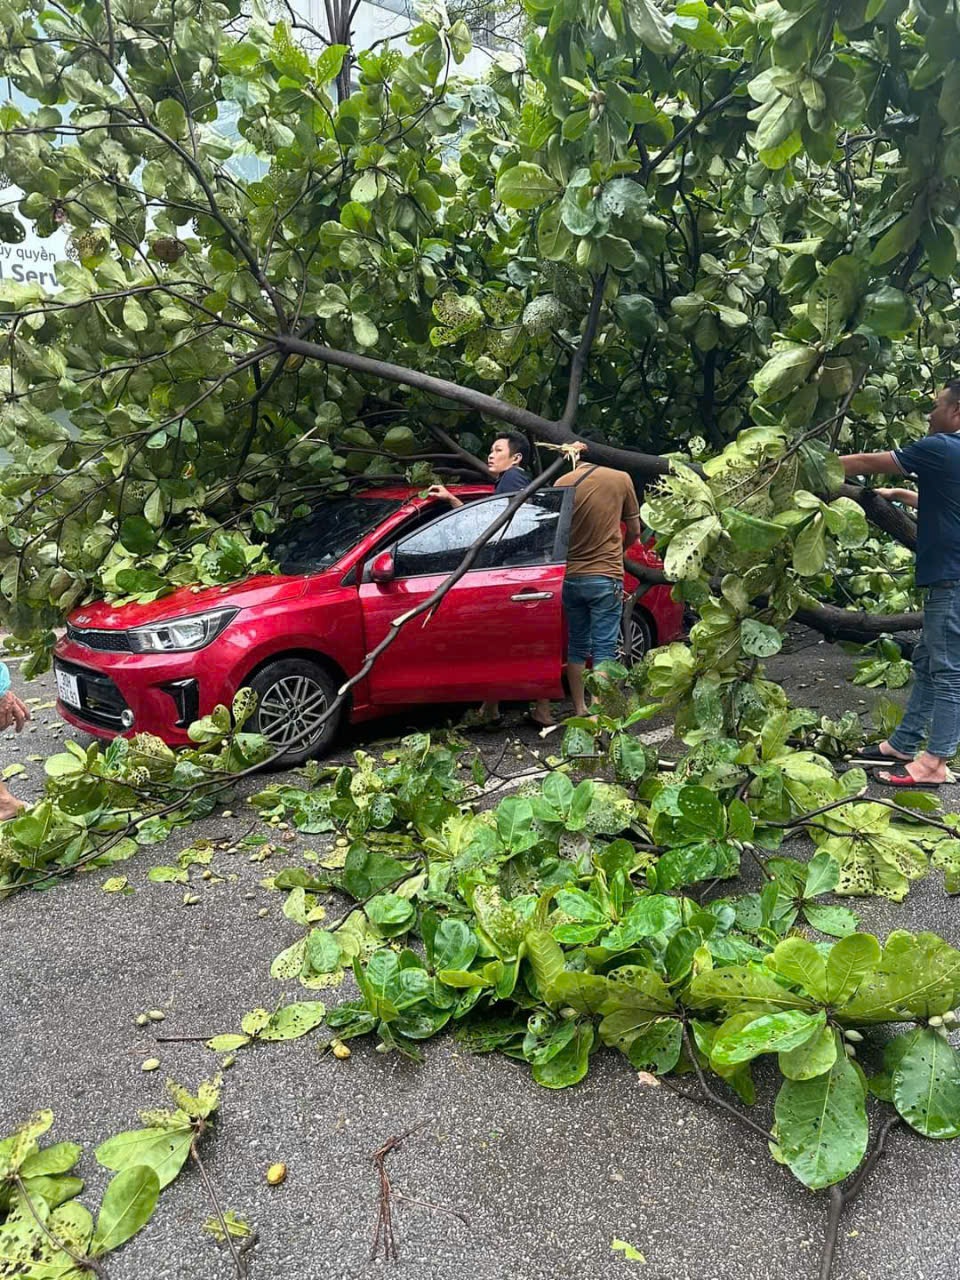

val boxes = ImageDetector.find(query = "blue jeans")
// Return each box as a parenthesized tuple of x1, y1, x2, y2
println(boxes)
(889, 583, 960, 758)
(563, 574, 622, 666)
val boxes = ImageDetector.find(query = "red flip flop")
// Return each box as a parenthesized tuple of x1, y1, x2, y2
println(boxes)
(874, 766, 945, 790)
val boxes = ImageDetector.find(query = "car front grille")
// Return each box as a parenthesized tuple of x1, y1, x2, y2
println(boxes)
(65, 623, 132, 652)
(55, 658, 130, 730)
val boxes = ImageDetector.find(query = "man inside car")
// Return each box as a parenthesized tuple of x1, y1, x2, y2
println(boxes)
(427, 432, 532, 508)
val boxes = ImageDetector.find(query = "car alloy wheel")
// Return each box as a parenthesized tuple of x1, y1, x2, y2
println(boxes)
(619, 609, 652, 668)
(257, 673, 330, 749)
(245, 657, 342, 766)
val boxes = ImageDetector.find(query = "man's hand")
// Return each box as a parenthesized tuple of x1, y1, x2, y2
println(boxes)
(875, 487, 918, 508)
(426, 484, 463, 509)
(0, 690, 29, 733)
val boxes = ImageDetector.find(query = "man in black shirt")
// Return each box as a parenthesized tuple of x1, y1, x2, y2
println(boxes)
(840, 380, 960, 788)
(427, 433, 531, 507)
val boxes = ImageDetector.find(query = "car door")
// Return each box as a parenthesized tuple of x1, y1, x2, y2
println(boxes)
(359, 490, 569, 706)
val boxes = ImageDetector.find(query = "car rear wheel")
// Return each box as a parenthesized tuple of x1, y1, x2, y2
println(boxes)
(619, 607, 653, 668)
(245, 658, 342, 766)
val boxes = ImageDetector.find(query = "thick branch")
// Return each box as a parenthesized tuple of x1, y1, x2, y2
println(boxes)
(559, 270, 608, 429)
(273, 333, 671, 480)
(625, 559, 920, 643)
(845, 484, 917, 551)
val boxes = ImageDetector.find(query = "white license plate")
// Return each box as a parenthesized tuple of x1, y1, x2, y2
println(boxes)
(56, 669, 80, 708)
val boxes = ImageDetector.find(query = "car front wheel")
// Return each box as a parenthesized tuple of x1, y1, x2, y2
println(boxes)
(245, 658, 342, 766)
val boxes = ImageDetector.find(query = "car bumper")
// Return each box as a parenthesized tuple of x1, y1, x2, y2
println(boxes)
(53, 637, 218, 744)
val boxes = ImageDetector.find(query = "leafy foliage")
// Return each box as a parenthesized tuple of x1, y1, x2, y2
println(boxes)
(0, 1077, 220, 1275)
(0, 690, 269, 896)
(0, 0, 953, 675)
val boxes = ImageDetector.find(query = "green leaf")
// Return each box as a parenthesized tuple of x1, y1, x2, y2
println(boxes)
(802, 903, 859, 938)
(95, 1128, 192, 1190)
(495, 162, 558, 210)
(825, 933, 881, 1005)
(549, 971, 613, 1016)
(841, 933, 960, 1023)
(20, 1142, 82, 1177)
(365, 892, 416, 935)
(711, 1008, 826, 1066)
(122, 297, 148, 333)
(205, 1033, 251, 1053)
(622, 1018, 683, 1073)
(803, 852, 839, 899)
(768, 937, 828, 1002)
(341, 843, 412, 899)
(258, 1001, 326, 1041)
(119, 516, 157, 556)
(156, 98, 187, 139)
(687, 965, 816, 1014)
(663, 515, 721, 580)
(624, 0, 673, 52)
(793, 516, 827, 577)
(774, 1047, 869, 1188)
(611, 1238, 646, 1262)
(741, 618, 782, 658)
(778, 1022, 838, 1081)
(807, 256, 864, 344)
(860, 285, 917, 339)
(753, 343, 819, 404)
(91, 1164, 161, 1255)
(351, 314, 378, 348)
(526, 929, 565, 1003)
(893, 1028, 960, 1138)
(531, 1022, 594, 1088)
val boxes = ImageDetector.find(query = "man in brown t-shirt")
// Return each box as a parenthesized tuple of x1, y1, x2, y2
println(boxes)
(532, 447, 642, 723)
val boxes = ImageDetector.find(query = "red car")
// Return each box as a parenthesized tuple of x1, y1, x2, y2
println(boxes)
(53, 484, 682, 762)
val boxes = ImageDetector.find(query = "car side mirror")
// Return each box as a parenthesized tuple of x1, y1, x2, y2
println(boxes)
(371, 551, 395, 584)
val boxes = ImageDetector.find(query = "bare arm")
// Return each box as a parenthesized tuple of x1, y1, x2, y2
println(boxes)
(425, 484, 463, 509)
(840, 451, 902, 477)
(622, 515, 642, 545)
(875, 486, 918, 509)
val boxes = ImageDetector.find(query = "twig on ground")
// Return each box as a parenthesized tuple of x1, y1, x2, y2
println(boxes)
(191, 1134, 247, 1280)
(370, 1123, 428, 1261)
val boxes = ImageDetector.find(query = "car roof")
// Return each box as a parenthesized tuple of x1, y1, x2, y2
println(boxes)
(354, 483, 493, 502)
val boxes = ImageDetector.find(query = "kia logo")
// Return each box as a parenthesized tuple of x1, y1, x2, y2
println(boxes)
(74, 615, 90, 624)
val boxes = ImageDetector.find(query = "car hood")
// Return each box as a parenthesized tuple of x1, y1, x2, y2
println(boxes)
(67, 574, 308, 631)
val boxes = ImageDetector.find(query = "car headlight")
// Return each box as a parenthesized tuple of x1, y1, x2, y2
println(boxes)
(127, 608, 239, 653)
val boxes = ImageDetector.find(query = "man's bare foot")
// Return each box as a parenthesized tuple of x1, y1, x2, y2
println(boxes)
(528, 699, 555, 728)
(0, 796, 25, 821)
(877, 740, 912, 761)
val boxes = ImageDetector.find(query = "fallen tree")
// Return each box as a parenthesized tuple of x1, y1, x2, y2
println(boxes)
(0, 0, 948, 676)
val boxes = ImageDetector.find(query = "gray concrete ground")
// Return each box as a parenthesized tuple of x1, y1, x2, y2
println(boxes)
(3, 631, 960, 1280)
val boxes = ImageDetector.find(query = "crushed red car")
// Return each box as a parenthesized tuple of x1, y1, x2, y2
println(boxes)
(54, 484, 683, 762)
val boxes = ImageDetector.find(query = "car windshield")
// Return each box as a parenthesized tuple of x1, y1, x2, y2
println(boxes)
(267, 497, 402, 575)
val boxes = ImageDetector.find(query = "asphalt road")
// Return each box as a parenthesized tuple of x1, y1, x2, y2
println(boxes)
(3, 632, 960, 1280)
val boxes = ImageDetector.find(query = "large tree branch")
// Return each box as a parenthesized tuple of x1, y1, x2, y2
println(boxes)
(273, 333, 671, 479)
(559, 269, 607, 429)
(625, 559, 920, 643)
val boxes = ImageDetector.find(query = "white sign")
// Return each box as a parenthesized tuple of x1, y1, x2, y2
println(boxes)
(0, 186, 67, 290)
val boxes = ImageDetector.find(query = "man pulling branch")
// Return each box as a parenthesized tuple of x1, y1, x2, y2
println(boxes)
(840, 381, 960, 789)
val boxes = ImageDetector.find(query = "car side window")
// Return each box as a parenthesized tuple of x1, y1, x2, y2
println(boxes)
(393, 491, 564, 578)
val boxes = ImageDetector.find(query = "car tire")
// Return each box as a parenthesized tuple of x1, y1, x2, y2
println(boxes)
(245, 658, 343, 766)
(620, 606, 653, 668)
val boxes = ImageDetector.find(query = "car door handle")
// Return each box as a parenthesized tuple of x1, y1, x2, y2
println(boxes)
(510, 590, 553, 601)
